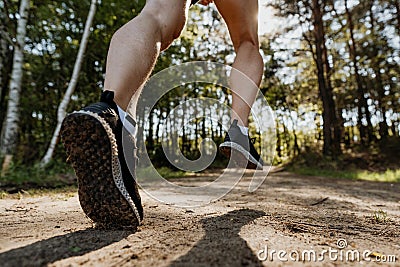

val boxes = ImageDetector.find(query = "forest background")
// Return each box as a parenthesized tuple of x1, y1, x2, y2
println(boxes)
(0, 0, 399, 190)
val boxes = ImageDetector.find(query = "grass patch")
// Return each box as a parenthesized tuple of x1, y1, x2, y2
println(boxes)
(372, 209, 388, 223)
(0, 160, 75, 193)
(289, 167, 400, 183)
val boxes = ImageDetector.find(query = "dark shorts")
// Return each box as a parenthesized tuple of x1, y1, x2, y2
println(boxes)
(191, 0, 199, 5)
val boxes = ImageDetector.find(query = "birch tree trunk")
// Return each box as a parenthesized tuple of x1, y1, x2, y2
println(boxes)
(0, 2, 8, 106)
(0, 0, 13, 124)
(0, 0, 29, 171)
(40, 0, 97, 166)
(0, 37, 7, 106)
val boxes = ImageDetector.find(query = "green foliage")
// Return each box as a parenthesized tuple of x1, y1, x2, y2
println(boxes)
(372, 209, 388, 223)
(0, 159, 74, 189)
(0, 0, 399, 188)
(266, 0, 399, 156)
(289, 167, 400, 183)
(1, 0, 146, 165)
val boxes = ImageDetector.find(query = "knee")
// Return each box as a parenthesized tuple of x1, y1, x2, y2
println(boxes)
(143, 1, 187, 49)
(233, 38, 263, 69)
(232, 36, 260, 53)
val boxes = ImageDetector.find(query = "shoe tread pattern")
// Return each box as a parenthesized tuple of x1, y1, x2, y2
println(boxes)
(61, 113, 139, 229)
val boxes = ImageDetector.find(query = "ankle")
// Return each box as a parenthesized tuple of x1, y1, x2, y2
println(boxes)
(107, 90, 129, 110)
(116, 104, 137, 136)
(237, 125, 249, 136)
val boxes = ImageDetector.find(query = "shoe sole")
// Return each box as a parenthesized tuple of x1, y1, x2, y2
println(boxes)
(219, 142, 263, 170)
(61, 111, 140, 228)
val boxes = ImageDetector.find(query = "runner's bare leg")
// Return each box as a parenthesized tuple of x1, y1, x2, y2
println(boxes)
(104, 0, 191, 115)
(215, 0, 263, 127)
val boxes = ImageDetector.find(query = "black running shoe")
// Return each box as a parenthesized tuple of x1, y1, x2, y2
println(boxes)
(60, 90, 143, 228)
(219, 119, 264, 169)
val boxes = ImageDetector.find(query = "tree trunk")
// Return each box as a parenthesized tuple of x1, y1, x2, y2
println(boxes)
(0, 31, 8, 131)
(392, 122, 399, 137)
(40, 0, 97, 166)
(311, 0, 337, 156)
(394, 0, 400, 35)
(0, 37, 7, 92)
(155, 110, 161, 144)
(369, 2, 389, 139)
(344, 0, 374, 144)
(276, 122, 282, 158)
(195, 117, 199, 153)
(376, 71, 389, 139)
(282, 122, 290, 157)
(0, 6, 8, 111)
(0, 0, 29, 171)
(321, 22, 342, 154)
(181, 96, 187, 155)
(147, 108, 154, 151)
(288, 112, 300, 155)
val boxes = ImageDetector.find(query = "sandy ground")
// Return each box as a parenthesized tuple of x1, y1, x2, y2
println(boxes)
(0, 170, 399, 266)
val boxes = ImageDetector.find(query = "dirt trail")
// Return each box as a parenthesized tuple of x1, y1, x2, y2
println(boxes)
(0, 171, 399, 266)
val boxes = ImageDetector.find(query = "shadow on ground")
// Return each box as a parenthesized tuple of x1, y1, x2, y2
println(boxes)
(0, 228, 133, 267)
(169, 208, 265, 267)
